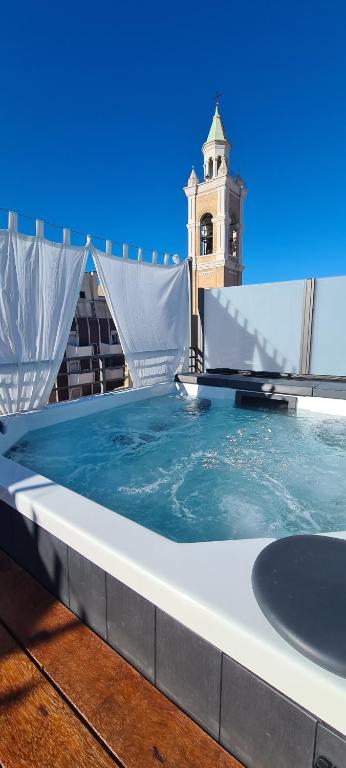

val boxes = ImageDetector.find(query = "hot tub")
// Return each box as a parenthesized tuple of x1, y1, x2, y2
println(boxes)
(0, 380, 345, 768)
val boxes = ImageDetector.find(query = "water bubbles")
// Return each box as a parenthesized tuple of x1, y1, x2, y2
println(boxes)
(201, 450, 219, 469)
(314, 420, 346, 451)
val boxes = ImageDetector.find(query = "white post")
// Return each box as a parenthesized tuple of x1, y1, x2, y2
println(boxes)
(172, 254, 180, 264)
(63, 228, 71, 246)
(152, 250, 158, 264)
(106, 240, 112, 255)
(122, 243, 128, 259)
(164, 252, 169, 266)
(36, 219, 44, 238)
(137, 247, 143, 262)
(8, 211, 18, 232)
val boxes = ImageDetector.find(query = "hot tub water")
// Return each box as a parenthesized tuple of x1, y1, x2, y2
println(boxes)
(6, 394, 346, 542)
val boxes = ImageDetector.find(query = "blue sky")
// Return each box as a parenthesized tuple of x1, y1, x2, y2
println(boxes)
(0, 1, 345, 283)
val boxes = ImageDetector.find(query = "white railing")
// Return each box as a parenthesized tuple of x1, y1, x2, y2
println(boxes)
(2, 208, 181, 267)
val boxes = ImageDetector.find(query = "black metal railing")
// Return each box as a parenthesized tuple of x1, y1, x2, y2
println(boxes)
(189, 347, 204, 374)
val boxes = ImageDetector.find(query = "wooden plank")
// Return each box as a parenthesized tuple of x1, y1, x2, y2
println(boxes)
(0, 550, 243, 768)
(0, 622, 118, 768)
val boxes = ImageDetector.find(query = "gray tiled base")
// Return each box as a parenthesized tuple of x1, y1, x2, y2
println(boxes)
(11, 510, 38, 578)
(36, 527, 69, 605)
(68, 547, 107, 640)
(220, 655, 316, 768)
(156, 609, 222, 739)
(0, 500, 14, 555)
(107, 573, 155, 682)
(315, 723, 346, 767)
(1, 504, 69, 604)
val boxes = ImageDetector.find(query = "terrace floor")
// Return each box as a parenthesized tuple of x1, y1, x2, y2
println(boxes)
(0, 549, 243, 768)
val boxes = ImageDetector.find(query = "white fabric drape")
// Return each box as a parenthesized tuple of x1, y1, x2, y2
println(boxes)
(0, 230, 87, 415)
(91, 247, 190, 388)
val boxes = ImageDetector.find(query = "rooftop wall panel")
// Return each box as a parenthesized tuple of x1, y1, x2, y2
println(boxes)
(309, 276, 346, 376)
(204, 281, 305, 373)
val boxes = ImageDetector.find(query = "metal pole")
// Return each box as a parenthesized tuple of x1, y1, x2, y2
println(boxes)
(187, 258, 194, 372)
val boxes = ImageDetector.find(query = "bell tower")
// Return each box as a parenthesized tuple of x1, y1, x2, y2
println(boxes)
(184, 98, 246, 316)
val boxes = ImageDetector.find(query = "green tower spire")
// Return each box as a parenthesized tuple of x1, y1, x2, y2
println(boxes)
(206, 103, 228, 143)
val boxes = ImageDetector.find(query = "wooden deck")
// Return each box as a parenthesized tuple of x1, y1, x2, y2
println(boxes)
(0, 550, 243, 768)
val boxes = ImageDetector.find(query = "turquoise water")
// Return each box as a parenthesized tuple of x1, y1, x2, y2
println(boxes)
(6, 393, 346, 542)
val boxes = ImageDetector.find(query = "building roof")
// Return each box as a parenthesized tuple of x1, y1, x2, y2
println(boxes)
(206, 104, 228, 143)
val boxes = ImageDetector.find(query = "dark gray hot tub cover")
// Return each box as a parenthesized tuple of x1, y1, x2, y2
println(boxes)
(252, 534, 346, 677)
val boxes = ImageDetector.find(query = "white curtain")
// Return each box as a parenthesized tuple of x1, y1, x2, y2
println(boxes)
(91, 247, 190, 388)
(0, 230, 88, 415)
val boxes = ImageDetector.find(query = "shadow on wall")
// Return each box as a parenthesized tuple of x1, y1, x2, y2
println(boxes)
(0, 485, 86, 706)
(204, 290, 299, 373)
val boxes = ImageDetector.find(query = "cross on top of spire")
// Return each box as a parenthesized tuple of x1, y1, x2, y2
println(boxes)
(213, 90, 222, 109)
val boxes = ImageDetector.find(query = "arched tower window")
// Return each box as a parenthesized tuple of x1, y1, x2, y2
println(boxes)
(229, 212, 238, 259)
(217, 156, 222, 172)
(208, 158, 213, 179)
(200, 213, 213, 255)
